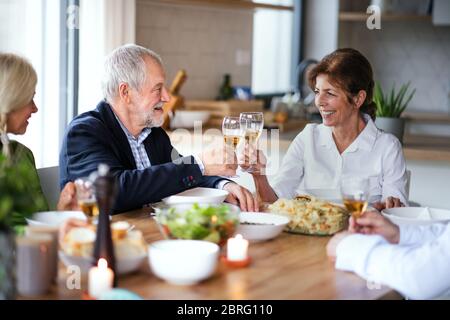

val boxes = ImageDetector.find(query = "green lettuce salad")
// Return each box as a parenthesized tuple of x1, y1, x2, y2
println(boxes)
(157, 203, 238, 245)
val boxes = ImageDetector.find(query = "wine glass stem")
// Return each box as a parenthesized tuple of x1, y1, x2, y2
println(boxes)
(254, 179, 262, 210)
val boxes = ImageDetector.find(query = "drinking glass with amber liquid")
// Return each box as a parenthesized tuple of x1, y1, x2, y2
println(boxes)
(75, 177, 99, 223)
(222, 116, 242, 178)
(340, 177, 369, 220)
(222, 116, 242, 150)
(239, 112, 264, 173)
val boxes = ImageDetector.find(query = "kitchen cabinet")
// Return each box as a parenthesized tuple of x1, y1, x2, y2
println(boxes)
(145, 0, 293, 11)
(338, 0, 432, 22)
(432, 0, 450, 25)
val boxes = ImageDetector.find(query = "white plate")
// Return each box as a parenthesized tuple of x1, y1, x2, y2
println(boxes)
(382, 207, 450, 226)
(299, 189, 379, 209)
(162, 187, 229, 205)
(26, 211, 87, 227)
(58, 251, 147, 275)
(236, 212, 290, 242)
(299, 188, 342, 203)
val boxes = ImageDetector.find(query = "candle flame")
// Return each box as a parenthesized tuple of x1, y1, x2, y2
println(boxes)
(98, 258, 108, 269)
(211, 215, 217, 224)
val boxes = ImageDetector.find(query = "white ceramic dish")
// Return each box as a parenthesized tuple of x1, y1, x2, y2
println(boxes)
(300, 188, 342, 203)
(162, 187, 229, 205)
(236, 212, 289, 242)
(382, 207, 450, 226)
(58, 251, 147, 275)
(170, 111, 210, 129)
(148, 240, 219, 285)
(26, 211, 87, 227)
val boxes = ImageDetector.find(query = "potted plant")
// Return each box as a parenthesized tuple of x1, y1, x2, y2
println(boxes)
(0, 153, 46, 299)
(374, 81, 416, 143)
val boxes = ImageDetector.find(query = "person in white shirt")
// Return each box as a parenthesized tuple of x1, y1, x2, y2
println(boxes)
(242, 48, 407, 209)
(327, 211, 450, 299)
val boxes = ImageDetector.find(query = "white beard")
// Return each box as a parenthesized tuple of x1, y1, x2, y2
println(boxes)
(144, 102, 165, 128)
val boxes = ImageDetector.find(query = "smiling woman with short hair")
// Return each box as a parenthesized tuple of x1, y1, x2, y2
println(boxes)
(243, 48, 408, 210)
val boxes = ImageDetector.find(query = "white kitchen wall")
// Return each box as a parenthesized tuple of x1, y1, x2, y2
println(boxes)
(303, 0, 340, 61)
(339, 20, 450, 114)
(136, 0, 253, 100)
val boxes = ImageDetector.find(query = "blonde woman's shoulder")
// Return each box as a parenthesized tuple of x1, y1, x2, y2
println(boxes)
(9, 140, 36, 164)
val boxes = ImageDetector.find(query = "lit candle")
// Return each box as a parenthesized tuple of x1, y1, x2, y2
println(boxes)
(227, 234, 249, 261)
(88, 258, 114, 299)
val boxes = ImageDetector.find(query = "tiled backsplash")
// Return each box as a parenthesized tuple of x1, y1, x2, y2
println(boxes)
(339, 21, 450, 113)
(136, 1, 253, 100)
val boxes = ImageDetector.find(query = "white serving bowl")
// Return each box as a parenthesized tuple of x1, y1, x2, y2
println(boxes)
(301, 188, 342, 203)
(382, 207, 450, 226)
(162, 187, 229, 205)
(236, 212, 290, 242)
(58, 251, 147, 275)
(148, 240, 219, 285)
(170, 111, 210, 129)
(26, 211, 87, 227)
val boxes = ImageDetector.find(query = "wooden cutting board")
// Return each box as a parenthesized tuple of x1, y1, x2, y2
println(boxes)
(162, 70, 187, 130)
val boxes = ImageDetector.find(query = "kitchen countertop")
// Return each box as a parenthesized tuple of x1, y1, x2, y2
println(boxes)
(275, 125, 450, 163)
(403, 112, 450, 124)
(403, 134, 450, 162)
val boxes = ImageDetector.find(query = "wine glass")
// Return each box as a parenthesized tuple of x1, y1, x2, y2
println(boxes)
(340, 177, 369, 220)
(240, 112, 264, 173)
(222, 116, 242, 178)
(222, 117, 242, 151)
(74, 177, 99, 223)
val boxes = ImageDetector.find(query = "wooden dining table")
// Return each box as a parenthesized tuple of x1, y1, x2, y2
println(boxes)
(36, 208, 402, 300)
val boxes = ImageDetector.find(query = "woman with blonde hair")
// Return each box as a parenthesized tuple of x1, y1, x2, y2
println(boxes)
(0, 53, 77, 223)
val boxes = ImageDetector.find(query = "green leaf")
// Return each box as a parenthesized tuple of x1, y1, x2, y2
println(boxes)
(373, 81, 416, 118)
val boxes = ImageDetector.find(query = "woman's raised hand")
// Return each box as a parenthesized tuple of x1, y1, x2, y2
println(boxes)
(238, 144, 267, 175)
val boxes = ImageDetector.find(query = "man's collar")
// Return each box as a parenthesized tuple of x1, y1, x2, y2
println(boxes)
(112, 110, 152, 143)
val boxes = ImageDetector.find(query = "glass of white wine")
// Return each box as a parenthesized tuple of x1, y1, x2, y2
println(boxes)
(240, 112, 264, 173)
(74, 177, 99, 223)
(222, 116, 242, 178)
(340, 177, 369, 220)
(222, 116, 242, 150)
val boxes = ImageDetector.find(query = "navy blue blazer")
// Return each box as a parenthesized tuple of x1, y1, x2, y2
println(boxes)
(60, 101, 227, 214)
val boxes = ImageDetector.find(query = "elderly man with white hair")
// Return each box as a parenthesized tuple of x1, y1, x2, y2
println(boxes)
(60, 44, 257, 214)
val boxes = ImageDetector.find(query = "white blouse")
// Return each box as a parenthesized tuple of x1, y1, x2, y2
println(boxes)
(271, 115, 408, 204)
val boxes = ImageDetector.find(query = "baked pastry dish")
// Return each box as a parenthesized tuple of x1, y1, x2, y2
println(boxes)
(268, 195, 349, 235)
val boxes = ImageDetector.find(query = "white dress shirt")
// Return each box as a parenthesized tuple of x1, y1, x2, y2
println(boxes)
(271, 114, 408, 204)
(335, 223, 450, 300)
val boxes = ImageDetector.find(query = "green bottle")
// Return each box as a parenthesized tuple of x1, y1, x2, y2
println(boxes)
(217, 74, 234, 101)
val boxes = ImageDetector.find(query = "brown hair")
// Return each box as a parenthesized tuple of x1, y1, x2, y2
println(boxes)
(308, 48, 376, 120)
